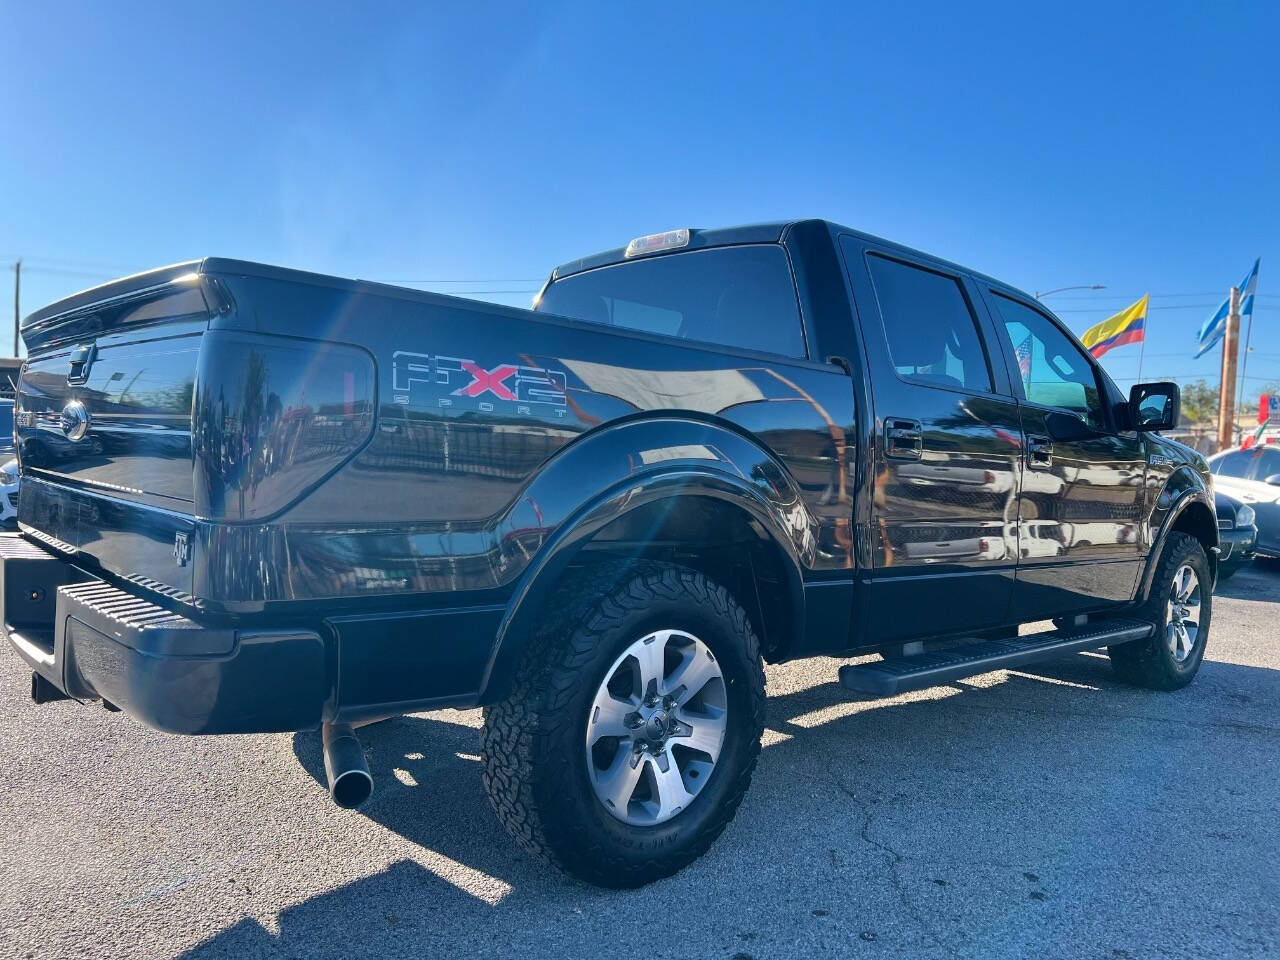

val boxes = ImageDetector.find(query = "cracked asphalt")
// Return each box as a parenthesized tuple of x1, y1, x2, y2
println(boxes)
(2, 562, 1278, 959)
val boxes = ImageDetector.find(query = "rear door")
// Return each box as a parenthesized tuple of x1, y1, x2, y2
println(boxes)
(977, 289, 1147, 620)
(841, 237, 1024, 643)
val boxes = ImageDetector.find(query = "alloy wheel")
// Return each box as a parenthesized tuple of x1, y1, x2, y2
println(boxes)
(584, 629, 728, 826)
(1165, 563, 1202, 663)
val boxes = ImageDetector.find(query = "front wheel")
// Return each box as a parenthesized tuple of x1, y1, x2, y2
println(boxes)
(482, 562, 766, 887)
(1108, 532, 1212, 690)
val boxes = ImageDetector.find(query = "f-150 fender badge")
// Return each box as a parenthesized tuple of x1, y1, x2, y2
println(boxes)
(1148, 454, 1176, 467)
(391, 350, 568, 416)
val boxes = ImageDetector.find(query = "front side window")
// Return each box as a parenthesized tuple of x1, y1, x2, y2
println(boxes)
(536, 245, 806, 359)
(990, 294, 1104, 429)
(863, 254, 993, 393)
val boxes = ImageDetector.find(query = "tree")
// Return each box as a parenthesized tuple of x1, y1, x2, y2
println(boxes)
(1178, 379, 1218, 426)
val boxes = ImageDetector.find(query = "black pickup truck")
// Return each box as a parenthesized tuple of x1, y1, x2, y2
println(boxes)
(2, 221, 1216, 887)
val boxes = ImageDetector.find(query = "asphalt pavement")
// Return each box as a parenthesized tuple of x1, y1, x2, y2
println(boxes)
(2, 562, 1278, 959)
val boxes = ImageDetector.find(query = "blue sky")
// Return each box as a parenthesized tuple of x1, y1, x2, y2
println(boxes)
(2, 1, 1277, 400)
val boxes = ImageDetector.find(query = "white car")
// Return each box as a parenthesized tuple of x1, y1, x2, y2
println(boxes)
(0, 458, 17, 530)
(1208, 444, 1280, 559)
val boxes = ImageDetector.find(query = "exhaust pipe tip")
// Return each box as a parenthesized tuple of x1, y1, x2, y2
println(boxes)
(322, 722, 373, 809)
(330, 767, 374, 809)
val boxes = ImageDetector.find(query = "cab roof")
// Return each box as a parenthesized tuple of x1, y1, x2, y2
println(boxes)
(549, 219, 1019, 299)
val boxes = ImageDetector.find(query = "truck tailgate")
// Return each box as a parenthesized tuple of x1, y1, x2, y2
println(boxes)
(16, 266, 208, 591)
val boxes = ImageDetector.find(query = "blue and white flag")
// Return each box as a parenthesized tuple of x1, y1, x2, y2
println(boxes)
(1196, 258, 1261, 358)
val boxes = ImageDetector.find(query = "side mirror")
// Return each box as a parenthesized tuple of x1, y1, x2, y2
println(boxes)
(1265, 474, 1280, 487)
(1129, 381, 1179, 432)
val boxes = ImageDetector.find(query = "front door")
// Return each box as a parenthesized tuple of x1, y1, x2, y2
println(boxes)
(979, 289, 1147, 620)
(842, 238, 1025, 644)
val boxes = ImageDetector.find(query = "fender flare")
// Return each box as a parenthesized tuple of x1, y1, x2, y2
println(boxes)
(475, 420, 814, 702)
(1137, 480, 1217, 604)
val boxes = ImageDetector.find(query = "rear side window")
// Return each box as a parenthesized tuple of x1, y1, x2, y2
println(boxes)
(1213, 447, 1280, 480)
(864, 255, 993, 393)
(536, 245, 806, 359)
(1211, 450, 1255, 478)
(1255, 448, 1280, 481)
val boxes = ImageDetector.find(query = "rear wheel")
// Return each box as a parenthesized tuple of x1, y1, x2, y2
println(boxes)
(1108, 533, 1211, 690)
(482, 561, 766, 888)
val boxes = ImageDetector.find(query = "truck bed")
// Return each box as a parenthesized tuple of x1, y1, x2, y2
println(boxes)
(16, 257, 853, 616)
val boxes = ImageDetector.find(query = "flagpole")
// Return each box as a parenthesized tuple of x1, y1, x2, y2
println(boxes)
(1236, 303, 1254, 417)
(1137, 311, 1146, 382)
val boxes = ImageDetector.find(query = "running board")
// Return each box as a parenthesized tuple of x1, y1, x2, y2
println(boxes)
(839, 619, 1153, 697)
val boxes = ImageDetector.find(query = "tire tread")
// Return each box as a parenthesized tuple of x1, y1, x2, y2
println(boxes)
(481, 560, 765, 886)
(1108, 532, 1211, 691)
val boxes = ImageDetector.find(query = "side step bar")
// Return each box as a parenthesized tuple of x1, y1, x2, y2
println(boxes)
(839, 619, 1153, 697)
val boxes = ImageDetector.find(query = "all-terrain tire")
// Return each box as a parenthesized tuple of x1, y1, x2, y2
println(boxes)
(1108, 532, 1212, 690)
(481, 561, 766, 888)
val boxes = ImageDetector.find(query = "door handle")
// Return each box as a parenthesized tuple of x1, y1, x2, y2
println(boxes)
(885, 417, 923, 460)
(1027, 434, 1053, 469)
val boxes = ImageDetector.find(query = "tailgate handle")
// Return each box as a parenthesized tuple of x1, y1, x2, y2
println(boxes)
(67, 343, 97, 384)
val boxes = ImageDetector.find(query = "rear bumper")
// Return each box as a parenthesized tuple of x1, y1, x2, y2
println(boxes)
(0, 534, 326, 734)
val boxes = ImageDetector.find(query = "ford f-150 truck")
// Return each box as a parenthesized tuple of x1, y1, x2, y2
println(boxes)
(2, 221, 1217, 887)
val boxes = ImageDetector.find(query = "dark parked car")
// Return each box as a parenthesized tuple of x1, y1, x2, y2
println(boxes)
(1, 222, 1218, 887)
(1214, 491, 1257, 581)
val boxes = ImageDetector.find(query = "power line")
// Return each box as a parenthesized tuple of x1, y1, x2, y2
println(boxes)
(1060, 303, 1278, 316)
(1109, 372, 1280, 384)
(0, 254, 147, 273)
(19, 266, 125, 280)
(1134, 351, 1280, 359)
(1048, 291, 1216, 301)
(1056, 303, 1218, 313)
(1041, 291, 1279, 302)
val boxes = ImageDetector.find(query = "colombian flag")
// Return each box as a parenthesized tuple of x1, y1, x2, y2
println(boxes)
(1080, 294, 1149, 359)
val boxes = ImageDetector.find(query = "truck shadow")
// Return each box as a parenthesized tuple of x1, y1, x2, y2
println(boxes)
(1214, 558, 1280, 602)
(179, 651, 1277, 958)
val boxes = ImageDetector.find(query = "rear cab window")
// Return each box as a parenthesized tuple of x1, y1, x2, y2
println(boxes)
(535, 245, 807, 359)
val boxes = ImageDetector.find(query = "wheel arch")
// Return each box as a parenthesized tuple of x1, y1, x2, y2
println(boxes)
(1138, 482, 1219, 603)
(476, 421, 813, 703)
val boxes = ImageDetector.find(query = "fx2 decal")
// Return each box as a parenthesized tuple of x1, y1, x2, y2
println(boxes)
(392, 351, 569, 416)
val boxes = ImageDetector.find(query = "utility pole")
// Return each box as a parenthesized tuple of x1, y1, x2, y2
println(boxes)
(1216, 285, 1242, 450)
(11, 260, 19, 357)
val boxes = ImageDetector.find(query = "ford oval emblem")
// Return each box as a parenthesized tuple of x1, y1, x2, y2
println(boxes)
(60, 400, 91, 441)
